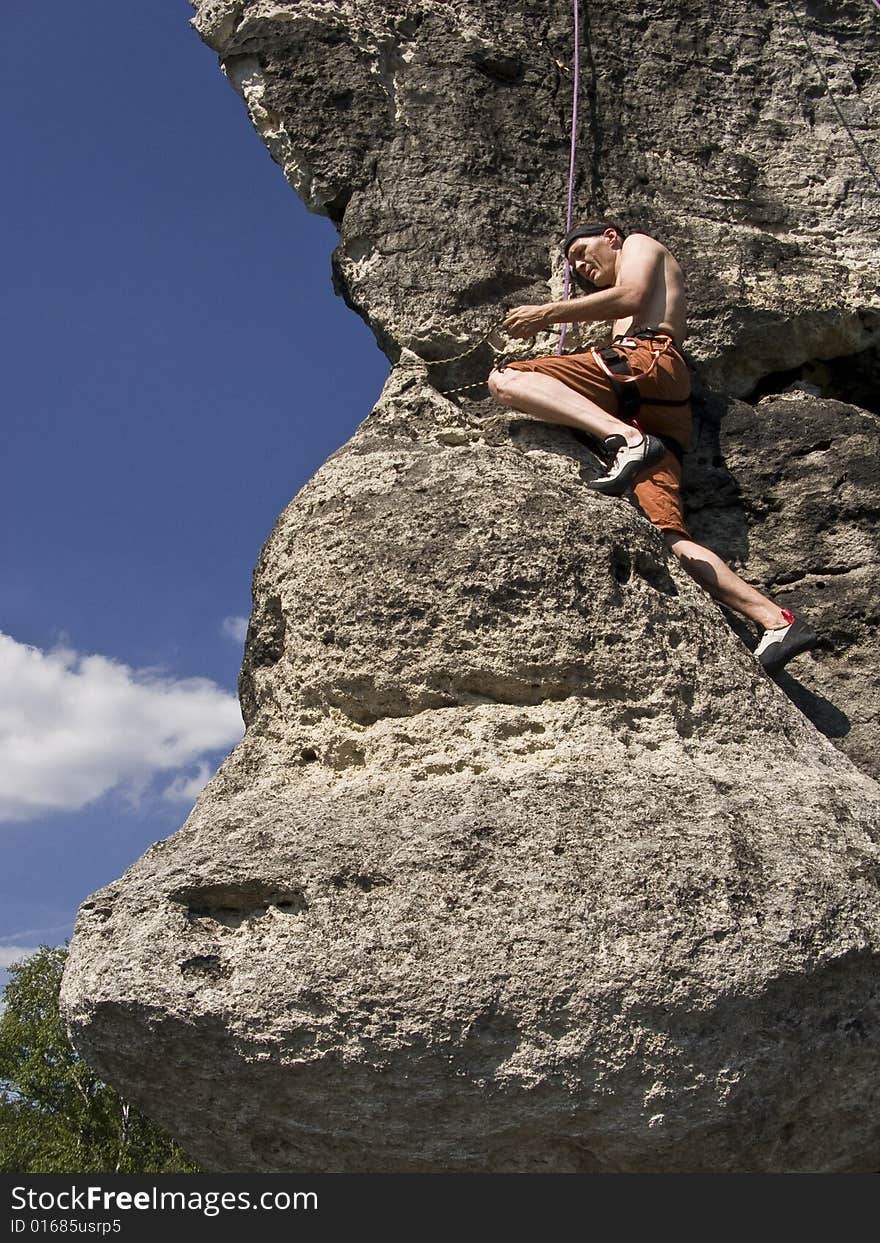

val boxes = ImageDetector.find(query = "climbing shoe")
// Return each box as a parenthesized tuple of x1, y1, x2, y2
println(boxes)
(587, 433, 666, 496)
(754, 610, 819, 673)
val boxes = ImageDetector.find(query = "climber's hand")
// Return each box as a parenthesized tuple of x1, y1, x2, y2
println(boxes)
(501, 304, 552, 339)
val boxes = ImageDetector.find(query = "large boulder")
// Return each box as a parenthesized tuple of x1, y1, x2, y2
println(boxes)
(62, 378, 880, 1172)
(62, 0, 880, 1171)
(186, 0, 880, 772)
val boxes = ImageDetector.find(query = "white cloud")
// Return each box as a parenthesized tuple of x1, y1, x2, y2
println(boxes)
(0, 922, 72, 944)
(0, 632, 244, 823)
(161, 761, 213, 804)
(221, 615, 249, 643)
(0, 946, 39, 969)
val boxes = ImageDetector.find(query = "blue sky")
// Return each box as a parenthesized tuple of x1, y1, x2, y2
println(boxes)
(1, 2, 388, 990)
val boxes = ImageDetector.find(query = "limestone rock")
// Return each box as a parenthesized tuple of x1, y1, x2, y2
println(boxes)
(183, 0, 880, 775)
(685, 394, 880, 780)
(63, 377, 880, 1172)
(188, 0, 880, 389)
(61, 1, 880, 1172)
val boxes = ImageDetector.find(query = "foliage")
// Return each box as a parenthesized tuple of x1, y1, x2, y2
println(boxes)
(0, 945, 199, 1174)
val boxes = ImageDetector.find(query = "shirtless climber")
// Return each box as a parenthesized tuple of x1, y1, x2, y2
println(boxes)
(487, 221, 817, 673)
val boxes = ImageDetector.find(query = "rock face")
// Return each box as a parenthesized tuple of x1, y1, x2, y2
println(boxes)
(684, 391, 880, 779)
(189, 0, 880, 390)
(63, 382, 880, 1172)
(62, 1, 880, 1172)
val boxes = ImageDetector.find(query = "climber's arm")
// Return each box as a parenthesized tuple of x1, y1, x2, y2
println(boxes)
(501, 235, 663, 337)
(501, 286, 636, 336)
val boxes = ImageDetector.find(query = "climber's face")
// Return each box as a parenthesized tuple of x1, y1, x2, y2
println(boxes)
(567, 230, 619, 290)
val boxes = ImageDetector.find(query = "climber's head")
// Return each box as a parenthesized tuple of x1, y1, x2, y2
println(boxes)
(563, 221, 626, 291)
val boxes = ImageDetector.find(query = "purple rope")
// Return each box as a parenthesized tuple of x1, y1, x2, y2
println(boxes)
(557, 0, 581, 354)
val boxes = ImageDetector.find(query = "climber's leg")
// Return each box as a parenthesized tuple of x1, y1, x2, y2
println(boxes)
(664, 533, 788, 630)
(488, 367, 643, 446)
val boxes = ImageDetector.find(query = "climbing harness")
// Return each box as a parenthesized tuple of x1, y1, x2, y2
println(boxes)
(557, 0, 582, 355)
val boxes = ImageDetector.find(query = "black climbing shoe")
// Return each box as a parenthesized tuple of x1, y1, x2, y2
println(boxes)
(754, 611, 819, 673)
(587, 433, 666, 496)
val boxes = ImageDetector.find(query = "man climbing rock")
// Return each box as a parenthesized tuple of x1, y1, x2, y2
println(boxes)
(487, 221, 817, 673)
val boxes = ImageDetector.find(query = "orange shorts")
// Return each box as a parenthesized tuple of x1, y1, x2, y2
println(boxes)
(502, 337, 692, 537)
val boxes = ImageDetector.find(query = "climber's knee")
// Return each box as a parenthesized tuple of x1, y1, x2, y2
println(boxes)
(488, 366, 518, 405)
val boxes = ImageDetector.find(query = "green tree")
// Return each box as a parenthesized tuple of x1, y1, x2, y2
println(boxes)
(0, 945, 198, 1173)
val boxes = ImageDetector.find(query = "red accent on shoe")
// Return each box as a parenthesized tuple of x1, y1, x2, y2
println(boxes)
(781, 608, 795, 625)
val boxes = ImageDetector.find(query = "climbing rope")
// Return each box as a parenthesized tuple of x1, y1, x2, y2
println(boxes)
(399, 322, 510, 397)
(405, 324, 558, 397)
(785, 0, 880, 195)
(558, 0, 582, 355)
(406, 321, 599, 398)
(412, 0, 585, 396)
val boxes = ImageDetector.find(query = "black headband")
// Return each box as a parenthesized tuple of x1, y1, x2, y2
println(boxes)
(562, 223, 623, 257)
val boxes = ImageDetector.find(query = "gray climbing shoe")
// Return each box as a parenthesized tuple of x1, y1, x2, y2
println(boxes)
(754, 611, 819, 673)
(588, 433, 666, 496)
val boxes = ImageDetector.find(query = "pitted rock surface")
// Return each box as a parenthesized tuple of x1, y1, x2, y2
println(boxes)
(63, 379, 880, 1173)
(186, 0, 880, 770)
(62, 2, 880, 1172)
(685, 391, 880, 778)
